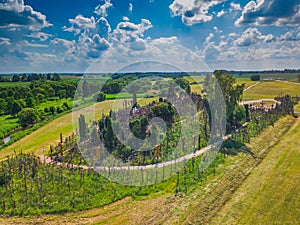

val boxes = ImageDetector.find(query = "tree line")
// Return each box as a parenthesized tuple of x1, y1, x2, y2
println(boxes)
(0, 73, 61, 82)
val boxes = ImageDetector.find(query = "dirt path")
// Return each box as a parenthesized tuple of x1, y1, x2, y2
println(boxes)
(243, 82, 260, 91)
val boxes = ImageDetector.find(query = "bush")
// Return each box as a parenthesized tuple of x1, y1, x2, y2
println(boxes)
(62, 102, 71, 110)
(96, 92, 106, 102)
(49, 106, 55, 115)
(18, 108, 40, 127)
(56, 106, 64, 114)
(44, 107, 49, 113)
(250, 75, 260, 81)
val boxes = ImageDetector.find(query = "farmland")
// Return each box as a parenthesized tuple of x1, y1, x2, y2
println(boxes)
(0, 72, 299, 224)
(0, 103, 298, 224)
(243, 81, 300, 100)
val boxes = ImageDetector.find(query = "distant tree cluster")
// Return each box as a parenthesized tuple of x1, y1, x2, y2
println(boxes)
(0, 79, 77, 131)
(102, 76, 136, 94)
(0, 73, 61, 83)
(250, 75, 261, 81)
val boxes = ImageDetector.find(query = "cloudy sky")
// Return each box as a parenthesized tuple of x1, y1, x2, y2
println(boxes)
(0, 0, 299, 73)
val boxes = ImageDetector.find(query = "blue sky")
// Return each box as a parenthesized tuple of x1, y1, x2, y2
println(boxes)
(0, 0, 299, 73)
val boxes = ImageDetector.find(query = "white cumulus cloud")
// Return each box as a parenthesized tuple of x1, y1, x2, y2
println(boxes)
(0, 0, 52, 30)
(235, 0, 300, 26)
(235, 28, 275, 46)
(169, 0, 226, 25)
(94, 0, 113, 17)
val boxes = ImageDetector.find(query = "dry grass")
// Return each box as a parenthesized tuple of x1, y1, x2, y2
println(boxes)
(211, 114, 300, 224)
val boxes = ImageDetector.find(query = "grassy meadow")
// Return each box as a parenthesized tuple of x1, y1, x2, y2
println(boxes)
(211, 113, 300, 224)
(243, 81, 300, 100)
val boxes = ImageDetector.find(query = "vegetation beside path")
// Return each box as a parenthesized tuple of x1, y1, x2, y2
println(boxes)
(0, 106, 297, 224)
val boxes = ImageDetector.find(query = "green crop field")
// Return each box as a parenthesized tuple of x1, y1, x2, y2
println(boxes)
(243, 81, 300, 100)
(235, 73, 300, 80)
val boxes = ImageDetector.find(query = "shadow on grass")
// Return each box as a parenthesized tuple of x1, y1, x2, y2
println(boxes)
(220, 138, 255, 157)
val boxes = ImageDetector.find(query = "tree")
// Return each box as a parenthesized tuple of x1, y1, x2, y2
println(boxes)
(36, 93, 45, 104)
(12, 75, 20, 82)
(21, 74, 27, 82)
(104, 116, 114, 151)
(90, 126, 99, 146)
(175, 78, 191, 95)
(213, 70, 245, 131)
(96, 92, 106, 102)
(78, 114, 88, 141)
(49, 106, 55, 115)
(102, 80, 123, 94)
(18, 108, 40, 127)
(150, 102, 176, 123)
(233, 105, 246, 127)
(133, 93, 137, 106)
(82, 81, 91, 98)
(26, 95, 36, 108)
(0, 98, 7, 114)
(10, 101, 23, 117)
(57, 90, 66, 99)
(51, 73, 61, 81)
(62, 102, 70, 110)
(250, 75, 260, 81)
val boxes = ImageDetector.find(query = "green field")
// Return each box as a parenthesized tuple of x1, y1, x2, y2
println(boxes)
(235, 78, 258, 87)
(105, 92, 155, 100)
(0, 115, 20, 137)
(0, 82, 30, 87)
(235, 73, 300, 80)
(190, 78, 261, 95)
(0, 98, 73, 138)
(243, 81, 300, 100)
(38, 98, 73, 110)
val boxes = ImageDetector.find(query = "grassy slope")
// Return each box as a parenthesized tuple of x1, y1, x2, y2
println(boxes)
(235, 78, 257, 88)
(164, 114, 297, 225)
(243, 81, 300, 100)
(0, 108, 297, 224)
(190, 78, 260, 96)
(211, 113, 300, 224)
(0, 101, 114, 159)
(0, 98, 156, 160)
